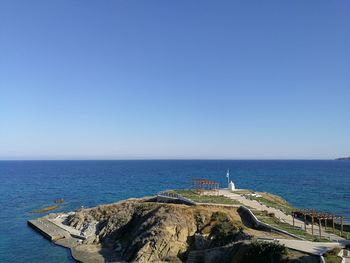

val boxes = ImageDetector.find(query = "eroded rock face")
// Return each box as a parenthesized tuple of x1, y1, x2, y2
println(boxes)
(66, 199, 245, 262)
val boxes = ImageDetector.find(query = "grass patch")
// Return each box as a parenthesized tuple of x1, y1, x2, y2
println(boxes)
(253, 210, 328, 242)
(323, 247, 342, 263)
(340, 232, 349, 239)
(230, 190, 252, 195)
(31, 205, 60, 213)
(325, 228, 350, 240)
(243, 192, 293, 215)
(172, 189, 240, 205)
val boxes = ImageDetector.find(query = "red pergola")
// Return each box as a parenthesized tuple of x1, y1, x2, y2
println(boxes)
(192, 179, 220, 193)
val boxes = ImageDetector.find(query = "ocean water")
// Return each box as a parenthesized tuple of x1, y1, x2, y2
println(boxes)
(0, 160, 349, 262)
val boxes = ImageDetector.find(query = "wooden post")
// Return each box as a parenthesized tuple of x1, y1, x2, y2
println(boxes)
(304, 210, 307, 231)
(319, 218, 322, 238)
(311, 209, 314, 235)
(332, 215, 335, 234)
(292, 212, 295, 226)
(324, 216, 327, 231)
(341, 217, 344, 237)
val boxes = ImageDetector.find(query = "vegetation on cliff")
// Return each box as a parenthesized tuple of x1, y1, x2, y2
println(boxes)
(323, 247, 342, 263)
(243, 192, 294, 215)
(66, 200, 248, 262)
(239, 241, 288, 263)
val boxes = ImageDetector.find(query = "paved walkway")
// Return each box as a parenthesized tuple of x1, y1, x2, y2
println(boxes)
(219, 189, 347, 242)
(271, 239, 342, 255)
(260, 238, 350, 262)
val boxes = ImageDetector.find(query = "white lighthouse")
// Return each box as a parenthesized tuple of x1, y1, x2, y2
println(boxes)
(226, 169, 235, 191)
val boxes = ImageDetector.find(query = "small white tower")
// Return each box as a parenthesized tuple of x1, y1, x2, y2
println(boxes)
(226, 169, 235, 191)
(226, 169, 230, 185)
(228, 180, 235, 191)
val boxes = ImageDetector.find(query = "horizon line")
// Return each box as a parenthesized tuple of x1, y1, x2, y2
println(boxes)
(0, 158, 338, 161)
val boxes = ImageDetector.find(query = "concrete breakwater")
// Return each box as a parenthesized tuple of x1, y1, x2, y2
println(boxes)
(28, 217, 68, 241)
(28, 214, 119, 263)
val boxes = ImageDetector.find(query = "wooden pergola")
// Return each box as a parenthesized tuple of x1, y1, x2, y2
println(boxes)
(292, 209, 344, 238)
(192, 179, 220, 194)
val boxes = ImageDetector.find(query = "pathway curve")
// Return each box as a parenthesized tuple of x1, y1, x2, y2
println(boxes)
(264, 238, 342, 255)
(219, 189, 347, 242)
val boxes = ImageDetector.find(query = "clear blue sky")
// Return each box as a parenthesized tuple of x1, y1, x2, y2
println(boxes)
(1, 1, 349, 160)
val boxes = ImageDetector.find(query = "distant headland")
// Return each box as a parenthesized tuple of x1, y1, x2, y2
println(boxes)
(335, 157, 350, 161)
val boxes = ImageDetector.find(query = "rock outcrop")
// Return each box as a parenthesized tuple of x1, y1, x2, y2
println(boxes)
(65, 199, 248, 262)
(30, 196, 324, 263)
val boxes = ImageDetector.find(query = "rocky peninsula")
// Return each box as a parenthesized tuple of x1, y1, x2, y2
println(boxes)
(28, 190, 350, 263)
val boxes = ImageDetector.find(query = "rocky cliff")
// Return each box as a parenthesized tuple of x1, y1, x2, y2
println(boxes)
(62, 198, 319, 263)
(28, 191, 327, 263)
(65, 198, 249, 262)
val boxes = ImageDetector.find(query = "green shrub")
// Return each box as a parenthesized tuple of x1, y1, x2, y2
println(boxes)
(323, 247, 342, 263)
(325, 247, 341, 256)
(209, 212, 244, 247)
(241, 241, 288, 263)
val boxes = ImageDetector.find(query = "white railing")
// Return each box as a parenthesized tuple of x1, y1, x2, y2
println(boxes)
(157, 191, 196, 205)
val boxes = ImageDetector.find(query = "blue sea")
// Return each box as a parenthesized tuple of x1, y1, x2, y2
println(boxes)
(0, 160, 349, 262)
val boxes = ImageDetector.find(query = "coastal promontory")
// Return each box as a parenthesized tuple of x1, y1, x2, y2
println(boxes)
(28, 189, 350, 263)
